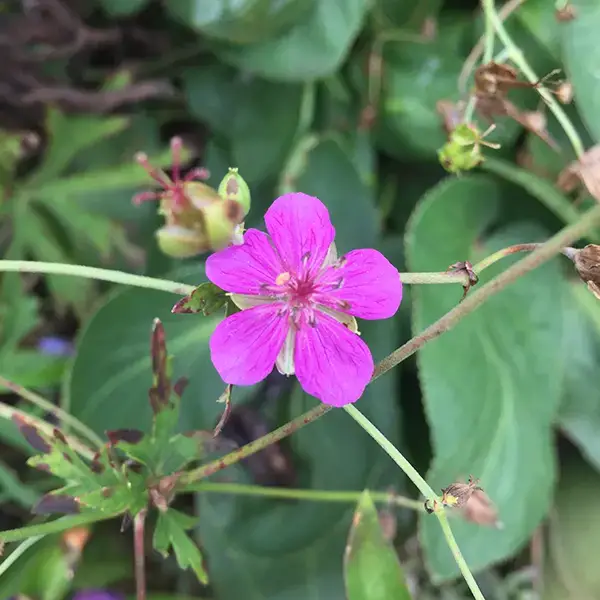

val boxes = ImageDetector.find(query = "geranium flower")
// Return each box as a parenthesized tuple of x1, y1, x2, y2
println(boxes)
(206, 193, 402, 406)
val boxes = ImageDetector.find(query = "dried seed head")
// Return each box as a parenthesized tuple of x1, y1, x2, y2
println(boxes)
(461, 488, 503, 529)
(557, 145, 600, 203)
(556, 3, 576, 21)
(441, 475, 482, 508)
(569, 245, 600, 300)
(555, 81, 574, 104)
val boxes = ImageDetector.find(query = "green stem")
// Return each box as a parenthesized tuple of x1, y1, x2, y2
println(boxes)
(0, 535, 43, 577)
(0, 511, 117, 543)
(0, 260, 193, 296)
(373, 202, 600, 381)
(482, 0, 495, 64)
(343, 404, 485, 600)
(185, 481, 424, 511)
(0, 375, 104, 449)
(481, 0, 585, 158)
(0, 400, 95, 460)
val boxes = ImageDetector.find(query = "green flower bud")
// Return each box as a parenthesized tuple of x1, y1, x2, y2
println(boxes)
(218, 168, 251, 217)
(156, 225, 208, 258)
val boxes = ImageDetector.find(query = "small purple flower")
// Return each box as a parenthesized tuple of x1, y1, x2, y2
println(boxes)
(72, 591, 125, 600)
(206, 193, 402, 407)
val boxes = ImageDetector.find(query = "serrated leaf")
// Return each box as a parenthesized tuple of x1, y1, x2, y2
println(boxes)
(407, 176, 564, 580)
(153, 509, 207, 584)
(344, 491, 413, 600)
(28, 109, 129, 186)
(171, 282, 227, 316)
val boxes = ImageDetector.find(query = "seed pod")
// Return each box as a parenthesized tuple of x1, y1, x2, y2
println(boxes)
(218, 168, 251, 217)
(571, 245, 600, 300)
(441, 475, 482, 508)
(156, 225, 209, 258)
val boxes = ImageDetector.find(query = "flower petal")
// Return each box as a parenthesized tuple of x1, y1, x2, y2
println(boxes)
(317, 248, 402, 319)
(206, 229, 281, 295)
(210, 304, 289, 385)
(264, 193, 335, 276)
(294, 311, 374, 407)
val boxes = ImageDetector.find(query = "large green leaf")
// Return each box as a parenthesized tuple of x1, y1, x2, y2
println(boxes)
(166, 0, 312, 45)
(65, 265, 255, 434)
(215, 0, 370, 81)
(184, 66, 304, 184)
(562, 0, 600, 142)
(558, 283, 600, 471)
(406, 176, 565, 580)
(542, 456, 600, 599)
(195, 316, 402, 600)
(344, 491, 413, 600)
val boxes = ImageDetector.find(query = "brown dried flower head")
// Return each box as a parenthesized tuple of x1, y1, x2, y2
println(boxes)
(557, 145, 600, 203)
(556, 3, 576, 22)
(461, 488, 503, 529)
(571, 245, 600, 300)
(441, 475, 482, 508)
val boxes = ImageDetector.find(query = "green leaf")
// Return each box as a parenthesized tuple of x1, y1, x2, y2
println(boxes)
(166, 0, 312, 44)
(558, 283, 600, 471)
(516, 0, 561, 60)
(562, 0, 600, 142)
(28, 109, 129, 186)
(33, 145, 176, 201)
(171, 282, 228, 315)
(184, 66, 303, 184)
(406, 176, 564, 580)
(375, 19, 472, 160)
(292, 137, 379, 251)
(215, 0, 370, 81)
(344, 491, 413, 600)
(542, 456, 600, 599)
(0, 459, 40, 508)
(65, 266, 255, 434)
(153, 509, 208, 584)
(482, 157, 600, 241)
(100, 0, 149, 15)
(195, 315, 402, 600)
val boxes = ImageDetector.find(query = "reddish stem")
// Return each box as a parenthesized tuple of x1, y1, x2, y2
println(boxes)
(134, 509, 148, 600)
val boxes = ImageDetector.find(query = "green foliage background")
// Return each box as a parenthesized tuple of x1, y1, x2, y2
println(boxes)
(1, 0, 600, 599)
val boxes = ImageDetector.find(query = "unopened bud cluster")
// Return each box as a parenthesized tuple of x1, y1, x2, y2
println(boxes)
(438, 123, 500, 174)
(134, 138, 251, 258)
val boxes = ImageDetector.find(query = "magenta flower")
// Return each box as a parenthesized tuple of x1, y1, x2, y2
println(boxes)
(206, 193, 402, 407)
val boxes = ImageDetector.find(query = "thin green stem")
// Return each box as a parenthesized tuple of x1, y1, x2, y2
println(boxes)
(0, 535, 43, 577)
(0, 260, 194, 296)
(0, 400, 95, 460)
(343, 404, 485, 600)
(374, 203, 600, 381)
(0, 375, 104, 449)
(343, 405, 435, 500)
(185, 481, 425, 511)
(399, 272, 468, 285)
(0, 511, 117, 543)
(481, 0, 585, 158)
(179, 403, 331, 485)
(482, 0, 495, 64)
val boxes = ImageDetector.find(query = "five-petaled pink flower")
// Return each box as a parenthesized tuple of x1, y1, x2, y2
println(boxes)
(206, 193, 402, 407)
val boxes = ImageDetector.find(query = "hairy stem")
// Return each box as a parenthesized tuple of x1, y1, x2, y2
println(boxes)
(343, 404, 485, 600)
(0, 260, 194, 296)
(481, 0, 585, 158)
(0, 375, 104, 449)
(134, 509, 148, 600)
(184, 481, 424, 511)
(374, 203, 600, 380)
